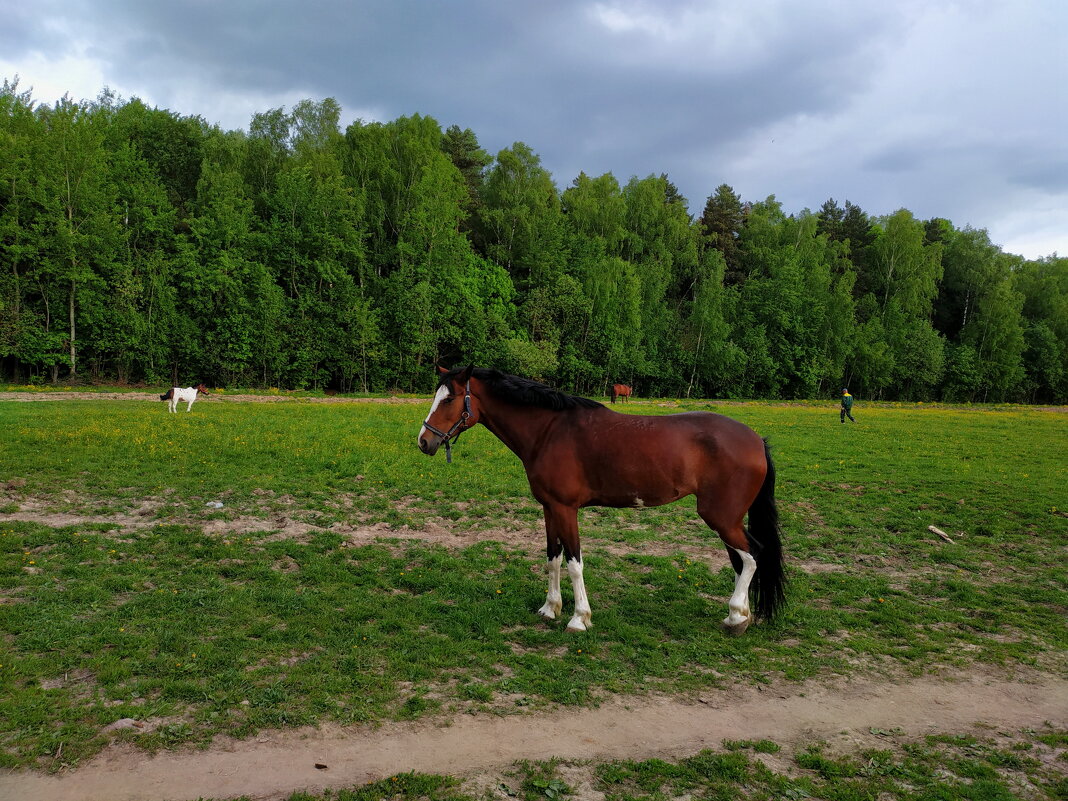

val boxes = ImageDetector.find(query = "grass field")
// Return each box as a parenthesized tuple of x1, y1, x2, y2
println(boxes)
(0, 394, 1065, 776)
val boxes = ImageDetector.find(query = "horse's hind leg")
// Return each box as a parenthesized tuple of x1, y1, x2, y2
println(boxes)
(697, 499, 754, 634)
(722, 542, 755, 633)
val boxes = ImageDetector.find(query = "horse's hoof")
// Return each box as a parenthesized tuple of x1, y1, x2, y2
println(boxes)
(721, 616, 751, 636)
(537, 605, 557, 621)
(565, 616, 590, 632)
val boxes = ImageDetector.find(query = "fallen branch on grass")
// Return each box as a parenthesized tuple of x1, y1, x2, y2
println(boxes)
(928, 525, 955, 544)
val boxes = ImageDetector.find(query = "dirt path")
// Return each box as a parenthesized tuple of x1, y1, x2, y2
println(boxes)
(2, 671, 1064, 801)
(0, 391, 423, 403)
(4, 390, 1066, 413)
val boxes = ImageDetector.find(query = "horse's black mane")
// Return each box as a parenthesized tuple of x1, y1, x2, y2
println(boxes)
(440, 368, 603, 411)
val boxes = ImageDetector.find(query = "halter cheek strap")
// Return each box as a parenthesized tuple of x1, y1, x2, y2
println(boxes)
(422, 380, 472, 463)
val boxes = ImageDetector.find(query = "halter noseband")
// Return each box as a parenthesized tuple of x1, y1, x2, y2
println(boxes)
(423, 380, 472, 463)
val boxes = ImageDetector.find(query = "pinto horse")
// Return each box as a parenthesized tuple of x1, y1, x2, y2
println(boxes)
(418, 366, 785, 634)
(611, 383, 632, 403)
(161, 384, 209, 412)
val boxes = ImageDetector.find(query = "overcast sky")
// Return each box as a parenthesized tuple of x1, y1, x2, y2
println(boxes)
(4, 0, 1066, 259)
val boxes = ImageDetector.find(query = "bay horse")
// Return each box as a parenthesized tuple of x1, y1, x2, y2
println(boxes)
(161, 384, 209, 412)
(611, 383, 632, 403)
(418, 366, 785, 634)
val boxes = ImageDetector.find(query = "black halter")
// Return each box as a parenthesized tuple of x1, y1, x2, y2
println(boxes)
(422, 380, 472, 463)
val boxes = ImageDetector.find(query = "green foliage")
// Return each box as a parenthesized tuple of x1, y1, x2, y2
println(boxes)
(700, 183, 745, 286)
(0, 81, 1063, 401)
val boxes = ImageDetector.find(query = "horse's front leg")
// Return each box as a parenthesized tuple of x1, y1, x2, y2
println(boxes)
(543, 503, 591, 632)
(537, 533, 563, 621)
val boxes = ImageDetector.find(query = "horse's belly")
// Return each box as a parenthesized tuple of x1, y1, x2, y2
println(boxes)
(589, 496, 683, 509)
(578, 446, 699, 508)
(586, 484, 690, 509)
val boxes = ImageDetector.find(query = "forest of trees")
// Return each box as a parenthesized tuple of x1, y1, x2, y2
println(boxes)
(2, 80, 1065, 402)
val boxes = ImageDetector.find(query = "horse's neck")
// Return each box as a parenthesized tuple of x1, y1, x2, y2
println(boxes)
(477, 398, 561, 462)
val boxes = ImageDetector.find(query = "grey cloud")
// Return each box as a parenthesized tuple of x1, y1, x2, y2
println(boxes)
(1010, 159, 1068, 193)
(5, 0, 1065, 256)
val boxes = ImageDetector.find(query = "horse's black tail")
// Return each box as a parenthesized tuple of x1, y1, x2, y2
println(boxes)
(745, 439, 786, 620)
(160, 389, 172, 401)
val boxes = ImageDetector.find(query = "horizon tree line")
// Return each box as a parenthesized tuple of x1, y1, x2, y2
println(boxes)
(1, 80, 1065, 402)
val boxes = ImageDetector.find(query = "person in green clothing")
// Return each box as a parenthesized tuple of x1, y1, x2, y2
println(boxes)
(840, 388, 856, 423)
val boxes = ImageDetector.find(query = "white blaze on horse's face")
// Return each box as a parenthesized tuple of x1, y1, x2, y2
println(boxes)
(418, 384, 451, 454)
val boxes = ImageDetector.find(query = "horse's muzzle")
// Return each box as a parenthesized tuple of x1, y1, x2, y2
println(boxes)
(418, 433, 441, 456)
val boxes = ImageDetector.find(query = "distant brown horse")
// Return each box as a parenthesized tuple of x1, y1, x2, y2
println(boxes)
(418, 366, 785, 634)
(611, 383, 632, 403)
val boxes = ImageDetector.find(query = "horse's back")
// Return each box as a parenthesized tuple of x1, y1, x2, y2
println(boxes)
(666, 410, 762, 445)
(594, 408, 755, 439)
(531, 408, 765, 508)
(635, 411, 764, 468)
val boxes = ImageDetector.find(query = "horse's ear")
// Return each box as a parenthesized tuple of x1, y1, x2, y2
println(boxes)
(435, 364, 449, 377)
(458, 364, 475, 383)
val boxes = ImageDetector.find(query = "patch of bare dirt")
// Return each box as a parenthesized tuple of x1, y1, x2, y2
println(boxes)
(0, 498, 751, 569)
(1, 670, 1063, 801)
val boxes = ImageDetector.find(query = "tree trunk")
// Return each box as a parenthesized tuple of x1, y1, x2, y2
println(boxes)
(68, 279, 77, 376)
(686, 328, 703, 398)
